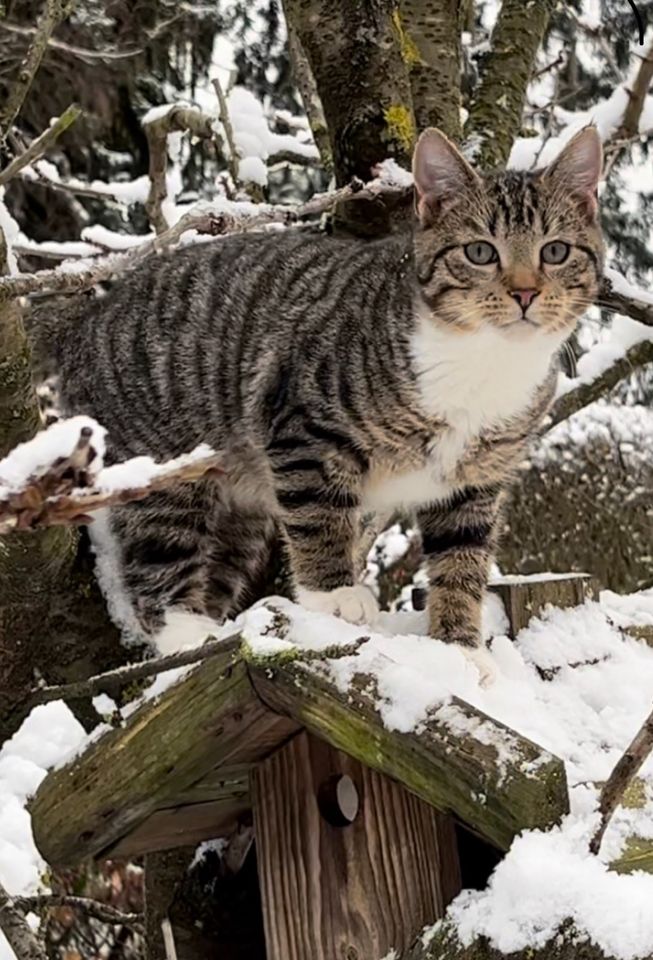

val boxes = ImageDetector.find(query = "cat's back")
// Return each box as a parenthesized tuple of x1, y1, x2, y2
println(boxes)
(51, 227, 410, 459)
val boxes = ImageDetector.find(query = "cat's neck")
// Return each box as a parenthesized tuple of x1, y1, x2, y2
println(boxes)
(410, 302, 564, 430)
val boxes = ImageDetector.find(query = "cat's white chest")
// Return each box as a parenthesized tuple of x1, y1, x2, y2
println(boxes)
(362, 311, 562, 512)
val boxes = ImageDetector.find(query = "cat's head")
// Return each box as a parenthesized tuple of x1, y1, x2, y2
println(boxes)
(411, 126, 604, 338)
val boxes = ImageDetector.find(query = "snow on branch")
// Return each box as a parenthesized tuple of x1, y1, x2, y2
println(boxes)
(0, 417, 223, 534)
(0, 176, 409, 299)
(0, 104, 81, 187)
(548, 270, 653, 426)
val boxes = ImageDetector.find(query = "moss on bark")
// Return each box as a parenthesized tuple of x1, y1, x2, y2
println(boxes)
(408, 920, 634, 959)
(398, 0, 463, 141)
(283, 0, 415, 235)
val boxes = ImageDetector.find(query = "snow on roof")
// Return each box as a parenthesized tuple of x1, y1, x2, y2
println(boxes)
(238, 589, 653, 959)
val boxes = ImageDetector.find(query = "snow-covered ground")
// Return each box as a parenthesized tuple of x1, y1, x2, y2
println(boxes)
(3, 584, 653, 959)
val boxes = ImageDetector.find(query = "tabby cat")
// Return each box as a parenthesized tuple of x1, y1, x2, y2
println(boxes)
(44, 126, 604, 681)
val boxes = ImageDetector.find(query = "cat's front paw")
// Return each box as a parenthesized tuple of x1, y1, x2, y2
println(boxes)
(297, 585, 379, 626)
(460, 644, 497, 688)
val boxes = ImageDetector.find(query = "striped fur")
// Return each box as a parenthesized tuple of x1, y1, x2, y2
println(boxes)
(44, 127, 604, 652)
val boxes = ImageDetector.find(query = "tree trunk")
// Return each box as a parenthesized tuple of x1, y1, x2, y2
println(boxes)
(399, 0, 463, 141)
(283, 0, 415, 235)
(463, 0, 556, 169)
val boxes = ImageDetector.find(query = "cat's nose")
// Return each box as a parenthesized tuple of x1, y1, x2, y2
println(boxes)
(510, 288, 539, 310)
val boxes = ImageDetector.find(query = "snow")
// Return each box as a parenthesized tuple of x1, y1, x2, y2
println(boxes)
(0, 703, 85, 960)
(232, 588, 653, 958)
(0, 416, 106, 500)
(95, 442, 215, 494)
(4, 582, 653, 959)
(535, 403, 653, 470)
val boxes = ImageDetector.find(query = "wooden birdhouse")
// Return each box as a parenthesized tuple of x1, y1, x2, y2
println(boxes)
(32, 572, 645, 960)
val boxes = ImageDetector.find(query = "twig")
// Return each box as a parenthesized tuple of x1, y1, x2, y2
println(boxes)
(27, 632, 239, 707)
(0, 881, 48, 960)
(144, 105, 219, 235)
(0, 21, 142, 62)
(161, 917, 178, 960)
(0, 0, 76, 141)
(590, 701, 653, 855)
(211, 76, 240, 188)
(0, 104, 81, 186)
(13, 895, 143, 932)
(0, 176, 407, 299)
(286, 22, 332, 172)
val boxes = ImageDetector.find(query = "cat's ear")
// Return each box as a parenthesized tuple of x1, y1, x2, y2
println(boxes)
(541, 125, 603, 216)
(412, 128, 480, 227)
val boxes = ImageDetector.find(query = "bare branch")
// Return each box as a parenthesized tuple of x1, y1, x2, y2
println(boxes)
(599, 273, 653, 328)
(0, 881, 47, 960)
(0, 428, 224, 534)
(144, 106, 218, 234)
(0, 0, 76, 141)
(286, 22, 332, 172)
(0, 20, 143, 62)
(0, 104, 81, 186)
(27, 633, 238, 707)
(212, 76, 241, 189)
(13, 895, 143, 932)
(590, 701, 653, 855)
(0, 177, 409, 299)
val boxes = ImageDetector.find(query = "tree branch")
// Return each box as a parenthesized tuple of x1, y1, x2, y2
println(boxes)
(286, 22, 332, 172)
(13, 895, 143, 932)
(463, 0, 557, 168)
(548, 338, 653, 427)
(0, 0, 76, 141)
(144, 106, 219, 235)
(398, 0, 463, 141)
(0, 104, 81, 186)
(28, 633, 238, 707)
(0, 426, 224, 534)
(212, 76, 240, 189)
(0, 176, 409, 299)
(0, 881, 47, 960)
(613, 40, 653, 141)
(590, 701, 653, 855)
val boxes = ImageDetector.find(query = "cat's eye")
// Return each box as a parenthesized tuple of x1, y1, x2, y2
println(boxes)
(464, 241, 498, 266)
(541, 241, 570, 265)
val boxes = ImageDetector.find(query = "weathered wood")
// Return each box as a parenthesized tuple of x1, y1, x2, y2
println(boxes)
(488, 573, 600, 637)
(110, 763, 250, 856)
(31, 631, 569, 867)
(252, 731, 460, 960)
(29, 636, 299, 865)
(248, 653, 569, 852)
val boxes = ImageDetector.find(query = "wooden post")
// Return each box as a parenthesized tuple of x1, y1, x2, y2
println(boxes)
(252, 731, 461, 960)
(488, 572, 600, 637)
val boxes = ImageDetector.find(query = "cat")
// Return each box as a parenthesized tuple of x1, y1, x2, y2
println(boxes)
(42, 125, 604, 682)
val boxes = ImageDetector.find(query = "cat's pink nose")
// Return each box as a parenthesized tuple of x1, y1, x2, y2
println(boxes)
(510, 288, 539, 310)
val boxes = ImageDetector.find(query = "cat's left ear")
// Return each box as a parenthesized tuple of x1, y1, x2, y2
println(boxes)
(541, 125, 603, 217)
(412, 128, 481, 227)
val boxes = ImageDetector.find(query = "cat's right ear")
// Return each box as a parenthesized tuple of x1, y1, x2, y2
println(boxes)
(412, 128, 480, 227)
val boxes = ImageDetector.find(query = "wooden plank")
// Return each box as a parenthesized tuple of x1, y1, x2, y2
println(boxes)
(109, 797, 248, 859)
(30, 636, 299, 865)
(249, 655, 569, 852)
(252, 731, 460, 960)
(488, 573, 600, 637)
